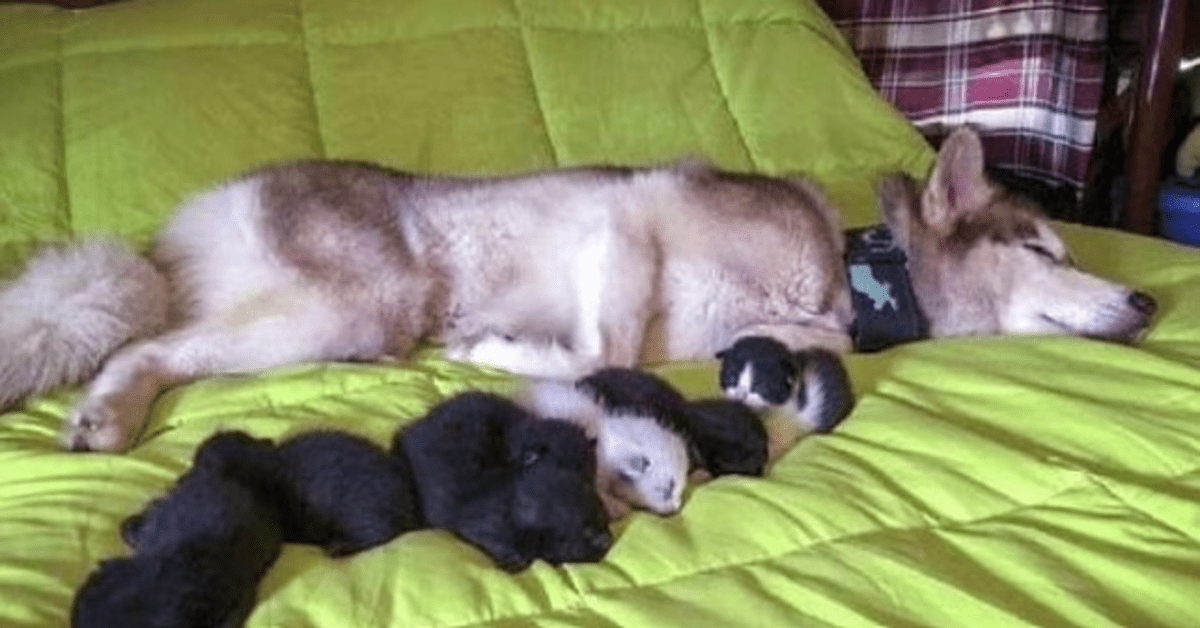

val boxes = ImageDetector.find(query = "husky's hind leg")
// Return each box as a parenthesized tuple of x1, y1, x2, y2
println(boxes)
(63, 301, 400, 452)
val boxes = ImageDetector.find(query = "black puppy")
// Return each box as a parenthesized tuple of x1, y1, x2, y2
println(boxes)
(682, 399, 768, 477)
(74, 434, 284, 628)
(395, 391, 612, 572)
(198, 429, 423, 557)
(576, 367, 693, 436)
(118, 431, 275, 553)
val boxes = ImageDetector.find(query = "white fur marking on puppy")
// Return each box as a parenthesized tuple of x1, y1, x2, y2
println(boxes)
(599, 413, 689, 515)
(727, 364, 771, 410)
(518, 378, 689, 516)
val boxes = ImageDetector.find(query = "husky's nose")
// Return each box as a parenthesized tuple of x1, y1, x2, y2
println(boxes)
(1128, 291, 1157, 318)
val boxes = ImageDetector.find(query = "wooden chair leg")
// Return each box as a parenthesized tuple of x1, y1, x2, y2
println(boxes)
(1120, 0, 1187, 234)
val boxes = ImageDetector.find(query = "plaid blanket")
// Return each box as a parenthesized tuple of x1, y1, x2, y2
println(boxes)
(824, 0, 1107, 193)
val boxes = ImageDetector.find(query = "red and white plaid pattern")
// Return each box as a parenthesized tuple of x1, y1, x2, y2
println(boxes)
(825, 0, 1107, 191)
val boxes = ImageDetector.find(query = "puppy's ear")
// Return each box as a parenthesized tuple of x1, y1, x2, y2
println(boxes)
(922, 127, 992, 231)
(119, 513, 146, 548)
(877, 172, 919, 253)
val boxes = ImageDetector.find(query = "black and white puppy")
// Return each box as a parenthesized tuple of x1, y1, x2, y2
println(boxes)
(522, 372, 692, 519)
(578, 367, 769, 478)
(394, 391, 613, 572)
(74, 434, 284, 628)
(194, 429, 423, 557)
(717, 336, 855, 433)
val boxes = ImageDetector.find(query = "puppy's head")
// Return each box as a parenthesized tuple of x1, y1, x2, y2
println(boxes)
(119, 462, 282, 556)
(599, 414, 690, 515)
(716, 336, 798, 409)
(72, 557, 175, 628)
(508, 420, 612, 567)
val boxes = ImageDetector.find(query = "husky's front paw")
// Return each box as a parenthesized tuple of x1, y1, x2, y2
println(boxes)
(63, 396, 138, 452)
(450, 334, 598, 379)
(716, 336, 798, 409)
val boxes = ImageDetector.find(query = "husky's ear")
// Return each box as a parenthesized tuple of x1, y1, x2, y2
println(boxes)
(922, 127, 992, 231)
(877, 172, 920, 252)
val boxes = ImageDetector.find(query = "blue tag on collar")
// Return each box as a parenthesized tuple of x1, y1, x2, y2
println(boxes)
(844, 225, 928, 352)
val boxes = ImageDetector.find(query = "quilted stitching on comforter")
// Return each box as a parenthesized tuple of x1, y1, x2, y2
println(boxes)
(1, 1, 1199, 627)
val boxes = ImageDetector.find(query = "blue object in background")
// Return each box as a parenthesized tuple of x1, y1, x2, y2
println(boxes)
(1158, 177, 1200, 247)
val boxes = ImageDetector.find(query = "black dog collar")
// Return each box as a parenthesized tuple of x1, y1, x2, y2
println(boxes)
(844, 225, 928, 352)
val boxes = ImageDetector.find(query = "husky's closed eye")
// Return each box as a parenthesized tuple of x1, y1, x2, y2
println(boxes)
(1021, 240, 1072, 266)
(1022, 242, 1057, 261)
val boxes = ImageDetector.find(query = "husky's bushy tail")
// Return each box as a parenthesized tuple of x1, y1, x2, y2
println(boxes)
(0, 239, 169, 409)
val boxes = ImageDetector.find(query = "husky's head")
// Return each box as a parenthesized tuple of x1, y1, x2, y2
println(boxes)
(879, 127, 1156, 342)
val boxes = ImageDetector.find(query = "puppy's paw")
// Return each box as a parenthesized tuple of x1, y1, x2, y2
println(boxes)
(62, 395, 137, 452)
(599, 487, 632, 521)
(716, 336, 798, 409)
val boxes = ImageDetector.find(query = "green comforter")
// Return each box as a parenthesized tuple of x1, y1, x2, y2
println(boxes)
(2, 0, 1198, 626)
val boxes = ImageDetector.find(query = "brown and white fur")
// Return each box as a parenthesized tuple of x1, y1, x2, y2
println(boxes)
(0, 128, 1155, 452)
(880, 130, 1156, 340)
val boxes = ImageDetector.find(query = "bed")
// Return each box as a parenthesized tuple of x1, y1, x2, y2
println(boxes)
(2, 0, 1199, 626)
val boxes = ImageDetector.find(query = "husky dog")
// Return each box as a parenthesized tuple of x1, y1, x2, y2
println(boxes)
(0, 127, 1156, 452)
(395, 391, 613, 572)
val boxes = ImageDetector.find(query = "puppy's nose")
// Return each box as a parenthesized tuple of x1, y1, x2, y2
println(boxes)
(1128, 291, 1157, 318)
(590, 529, 613, 552)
